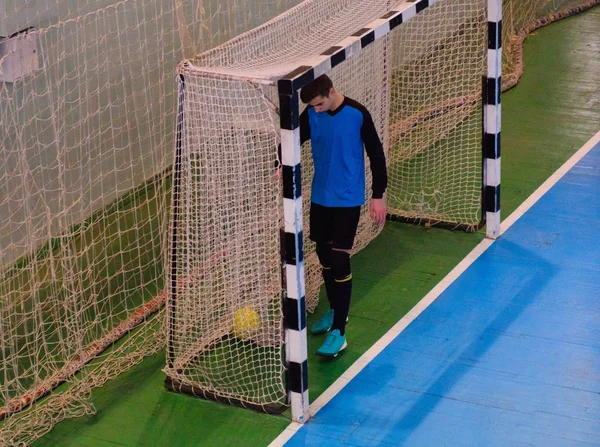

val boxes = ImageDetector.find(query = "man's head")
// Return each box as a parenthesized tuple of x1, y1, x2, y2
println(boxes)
(300, 74, 337, 113)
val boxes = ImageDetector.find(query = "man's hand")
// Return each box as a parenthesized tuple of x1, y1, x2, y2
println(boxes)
(370, 198, 386, 226)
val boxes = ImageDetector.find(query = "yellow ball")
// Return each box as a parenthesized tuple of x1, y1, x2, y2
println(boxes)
(232, 307, 261, 339)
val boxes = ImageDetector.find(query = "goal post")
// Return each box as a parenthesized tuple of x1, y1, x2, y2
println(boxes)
(165, 0, 501, 422)
(484, 0, 502, 239)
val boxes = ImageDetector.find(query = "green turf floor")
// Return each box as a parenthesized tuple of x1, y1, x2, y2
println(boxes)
(31, 6, 600, 447)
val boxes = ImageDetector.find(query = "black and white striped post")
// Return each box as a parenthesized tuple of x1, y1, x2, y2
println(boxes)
(278, 56, 336, 423)
(484, 0, 502, 239)
(278, 78, 309, 423)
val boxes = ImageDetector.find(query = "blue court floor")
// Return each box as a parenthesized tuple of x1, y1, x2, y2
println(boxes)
(285, 139, 600, 446)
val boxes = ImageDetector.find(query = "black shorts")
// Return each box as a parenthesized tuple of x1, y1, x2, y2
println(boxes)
(309, 202, 361, 250)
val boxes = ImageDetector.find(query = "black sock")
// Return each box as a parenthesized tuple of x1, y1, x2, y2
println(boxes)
(322, 268, 336, 311)
(331, 278, 351, 336)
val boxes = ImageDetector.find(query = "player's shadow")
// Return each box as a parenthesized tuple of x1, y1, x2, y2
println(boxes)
(371, 236, 557, 443)
(348, 221, 469, 321)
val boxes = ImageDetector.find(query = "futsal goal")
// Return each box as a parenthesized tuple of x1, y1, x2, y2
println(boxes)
(164, 0, 501, 422)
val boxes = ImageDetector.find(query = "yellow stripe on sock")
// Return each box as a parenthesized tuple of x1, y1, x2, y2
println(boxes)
(334, 274, 352, 283)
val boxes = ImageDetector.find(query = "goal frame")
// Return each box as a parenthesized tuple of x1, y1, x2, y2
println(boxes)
(166, 0, 502, 424)
(277, 0, 501, 422)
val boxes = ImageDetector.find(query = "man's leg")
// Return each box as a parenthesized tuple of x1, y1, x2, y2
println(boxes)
(330, 248, 352, 336)
(315, 242, 335, 309)
(329, 206, 360, 336)
(316, 206, 360, 356)
(310, 203, 336, 335)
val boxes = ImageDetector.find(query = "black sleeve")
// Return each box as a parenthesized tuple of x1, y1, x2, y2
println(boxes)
(361, 110, 388, 199)
(300, 107, 311, 146)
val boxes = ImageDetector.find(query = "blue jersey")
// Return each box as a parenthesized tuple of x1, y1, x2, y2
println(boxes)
(300, 97, 387, 207)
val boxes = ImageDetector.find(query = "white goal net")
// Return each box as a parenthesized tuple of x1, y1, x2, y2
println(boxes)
(165, 0, 599, 412)
(165, 0, 489, 411)
(0, 0, 302, 444)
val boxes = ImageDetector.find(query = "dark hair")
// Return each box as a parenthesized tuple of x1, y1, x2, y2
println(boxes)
(300, 74, 333, 103)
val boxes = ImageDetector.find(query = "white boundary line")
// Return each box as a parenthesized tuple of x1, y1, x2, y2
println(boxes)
(500, 131, 600, 232)
(268, 130, 600, 447)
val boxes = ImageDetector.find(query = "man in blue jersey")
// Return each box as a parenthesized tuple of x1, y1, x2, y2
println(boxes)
(299, 74, 387, 357)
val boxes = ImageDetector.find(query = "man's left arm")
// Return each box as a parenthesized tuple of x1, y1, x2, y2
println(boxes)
(361, 110, 388, 225)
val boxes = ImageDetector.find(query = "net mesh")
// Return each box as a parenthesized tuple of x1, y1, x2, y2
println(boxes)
(503, 0, 600, 90)
(1, 0, 597, 443)
(166, 73, 286, 409)
(167, 0, 484, 408)
(0, 0, 302, 445)
(386, 1, 486, 228)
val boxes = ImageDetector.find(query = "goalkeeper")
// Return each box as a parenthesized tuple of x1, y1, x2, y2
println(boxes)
(299, 74, 388, 357)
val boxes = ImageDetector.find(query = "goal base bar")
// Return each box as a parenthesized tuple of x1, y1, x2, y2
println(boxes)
(386, 213, 483, 233)
(164, 376, 288, 415)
